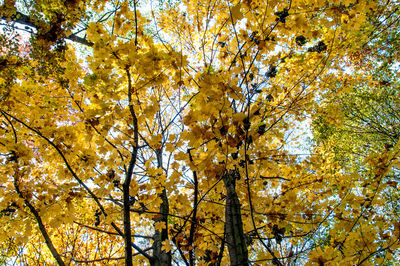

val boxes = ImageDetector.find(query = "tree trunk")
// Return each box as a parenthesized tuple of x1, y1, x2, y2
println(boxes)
(151, 188, 171, 266)
(223, 170, 249, 266)
(151, 149, 172, 266)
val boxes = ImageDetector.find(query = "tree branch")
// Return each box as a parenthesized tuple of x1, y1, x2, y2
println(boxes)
(1, 12, 93, 46)
(13, 171, 65, 266)
(1, 110, 151, 262)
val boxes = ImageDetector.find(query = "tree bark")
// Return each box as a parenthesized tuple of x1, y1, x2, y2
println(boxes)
(223, 170, 249, 266)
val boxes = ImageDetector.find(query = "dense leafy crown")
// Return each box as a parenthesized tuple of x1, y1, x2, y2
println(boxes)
(0, 0, 399, 265)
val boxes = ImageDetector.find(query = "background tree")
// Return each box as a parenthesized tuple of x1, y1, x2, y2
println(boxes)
(312, 4, 400, 264)
(1, 0, 399, 265)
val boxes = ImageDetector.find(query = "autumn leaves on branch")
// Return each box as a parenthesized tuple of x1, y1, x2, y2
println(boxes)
(1, 0, 400, 265)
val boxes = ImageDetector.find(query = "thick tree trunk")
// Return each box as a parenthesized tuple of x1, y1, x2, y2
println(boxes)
(151, 188, 171, 266)
(223, 170, 249, 266)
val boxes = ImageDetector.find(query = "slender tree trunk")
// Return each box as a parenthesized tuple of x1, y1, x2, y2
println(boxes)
(124, 69, 138, 266)
(151, 149, 172, 266)
(123, 181, 133, 266)
(223, 170, 248, 266)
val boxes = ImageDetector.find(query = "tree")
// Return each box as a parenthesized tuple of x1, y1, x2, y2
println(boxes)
(311, 5, 400, 264)
(0, 0, 399, 265)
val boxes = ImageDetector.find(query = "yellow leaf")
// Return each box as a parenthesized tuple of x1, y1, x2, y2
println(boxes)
(230, 4, 243, 23)
(161, 240, 173, 253)
(154, 221, 166, 232)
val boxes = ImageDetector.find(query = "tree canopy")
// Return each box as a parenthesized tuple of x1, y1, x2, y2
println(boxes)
(0, 0, 399, 265)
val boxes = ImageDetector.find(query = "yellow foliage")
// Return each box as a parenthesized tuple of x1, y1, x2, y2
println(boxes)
(0, 0, 397, 265)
